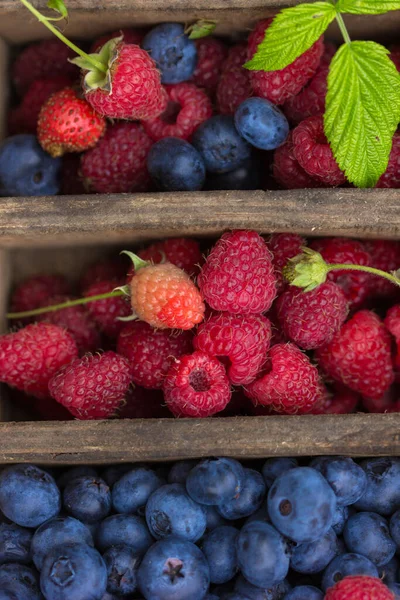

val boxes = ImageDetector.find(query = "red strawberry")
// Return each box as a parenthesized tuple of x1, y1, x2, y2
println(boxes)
(316, 310, 394, 399)
(90, 28, 146, 53)
(11, 274, 70, 315)
(117, 385, 172, 419)
(273, 132, 322, 189)
(84, 279, 132, 339)
(192, 38, 228, 94)
(266, 232, 306, 293)
(0, 323, 78, 399)
(324, 575, 395, 600)
(216, 43, 252, 115)
(38, 88, 106, 158)
(134, 237, 203, 277)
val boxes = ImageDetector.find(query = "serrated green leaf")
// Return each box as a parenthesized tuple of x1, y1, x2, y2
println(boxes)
(47, 0, 68, 19)
(325, 41, 400, 188)
(337, 0, 400, 15)
(244, 2, 335, 72)
(185, 20, 217, 40)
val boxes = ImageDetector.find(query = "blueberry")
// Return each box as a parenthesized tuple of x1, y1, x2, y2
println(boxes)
(103, 544, 140, 596)
(100, 594, 119, 600)
(332, 505, 349, 535)
(321, 553, 379, 591)
(31, 516, 94, 570)
(236, 521, 290, 588)
(148, 137, 206, 191)
(290, 528, 339, 574)
(354, 457, 400, 516)
(268, 467, 336, 543)
(388, 583, 400, 599)
(186, 458, 244, 506)
(205, 156, 263, 191)
(146, 483, 206, 542)
(218, 468, 266, 520)
(138, 537, 210, 600)
(390, 509, 400, 548)
(0, 523, 32, 564)
(205, 596, 220, 600)
(112, 466, 164, 515)
(343, 511, 396, 567)
(222, 595, 249, 600)
(57, 467, 98, 490)
(96, 514, 153, 555)
(168, 460, 198, 484)
(283, 586, 323, 600)
(234, 98, 289, 151)
(0, 564, 40, 600)
(101, 464, 134, 488)
(312, 457, 367, 506)
(0, 465, 60, 528)
(234, 574, 291, 600)
(0, 135, 61, 196)
(142, 23, 197, 84)
(379, 556, 399, 584)
(192, 116, 252, 173)
(245, 499, 271, 525)
(201, 526, 238, 584)
(40, 543, 107, 600)
(262, 458, 299, 489)
(63, 476, 111, 524)
(204, 505, 228, 531)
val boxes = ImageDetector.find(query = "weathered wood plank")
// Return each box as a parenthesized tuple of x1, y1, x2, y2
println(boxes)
(0, 415, 399, 464)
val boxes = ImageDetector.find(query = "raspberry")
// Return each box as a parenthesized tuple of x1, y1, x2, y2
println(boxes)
(266, 232, 306, 293)
(198, 230, 277, 314)
(81, 122, 153, 194)
(0, 323, 78, 399)
(49, 351, 132, 420)
(134, 237, 203, 277)
(311, 237, 372, 308)
(142, 83, 213, 142)
(37, 294, 101, 354)
(363, 240, 400, 299)
(324, 575, 395, 600)
(163, 350, 231, 417)
(60, 154, 86, 195)
(84, 280, 132, 338)
(246, 342, 325, 414)
(390, 44, 400, 72)
(90, 28, 146, 53)
(130, 262, 205, 330)
(363, 386, 400, 413)
(192, 38, 228, 94)
(80, 258, 129, 293)
(193, 313, 271, 385)
(216, 43, 252, 115)
(247, 19, 324, 105)
(385, 305, 400, 369)
(272, 132, 322, 189)
(310, 383, 360, 414)
(11, 274, 70, 314)
(292, 116, 346, 186)
(117, 321, 193, 389)
(33, 396, 75, 421)
(376, 133, 400, 188)
(316, 310, 394, 399)
(276, 282, 348, 350)
(117, 386, 172, 419)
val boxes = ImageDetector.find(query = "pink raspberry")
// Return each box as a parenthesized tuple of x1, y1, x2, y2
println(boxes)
(198, 230, 277, 314)
(117, 386, 172, 419)
(364, 239, 400, 299)
(142, 83, 213, 142)
(138, 237, 203, 277)
(376, 133, 400, 188)
(246, 342, 326, 414)
(90, 28, 146, 53)
(49, 351, 132, 420)
(385, 305, 400, 369)
(193, 313, 271, 385)
(324, 575, 395, 600)
(83, 279, 131, 338)
(292, 116, 346, 186)
(273, 132, 322, 189)
(80, 258, 129, 293)
(11, 274, 70, 314)
(60, 154, 87, 196)
(316, 310, 394, 399)
(117, 321, 193, 389)
(81, 122, 153, 194)
(247, 19, 324, 105)
(216, 43, 252, 115)
(266, 233, 306, 293)
(163, 350, 231, 417)
(192, 38, 228, 94)
(310, 383, 360, 414)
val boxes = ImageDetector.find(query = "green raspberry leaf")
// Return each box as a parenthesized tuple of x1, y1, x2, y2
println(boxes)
(185, 20, 217, 40)
(325, 41, 400, 188)
(337, 0, 400, 15)
(244, 2, 335, 72)
(47, 0, 68, 20)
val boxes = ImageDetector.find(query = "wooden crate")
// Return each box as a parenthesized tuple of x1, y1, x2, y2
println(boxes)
(0, 0, 399, 464)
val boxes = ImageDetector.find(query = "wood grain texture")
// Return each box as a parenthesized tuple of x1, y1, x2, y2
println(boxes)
(0, 415, 399, 464)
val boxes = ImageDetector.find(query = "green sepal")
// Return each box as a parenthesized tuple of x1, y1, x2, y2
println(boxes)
(120, 250, 150, 272)
(185, 19, 217, 39)
(113, 285, 131, 297)
(70, 36, 122, 92)
(117, 313, 139, 322)
(47, 0, 68, 20)
(283, 248, 330, 292)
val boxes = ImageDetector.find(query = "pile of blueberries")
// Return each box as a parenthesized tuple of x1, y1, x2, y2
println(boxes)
(0, 456, 399, 599)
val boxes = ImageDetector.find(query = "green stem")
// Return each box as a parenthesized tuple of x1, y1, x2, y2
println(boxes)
(328, 263, 400, 287)
(19, 0, 107, 73)
(335, 12, 351, 46)
(7, 290, 124, 320)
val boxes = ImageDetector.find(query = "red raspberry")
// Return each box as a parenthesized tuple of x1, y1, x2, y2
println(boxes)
(390, 44, 400, 72)
(84, 280, 132, 338)
(135, 237, 203, 277)
(81, 122, 153, 194)
(311, 237, 372, 309)
(90, 28, 146, 53)
(246, 342, 325, 414)
(192, 38, 228, 94)
(198, 230, 277, 314)
(12, 39, 78, 95)
(218, 390, 253, 417)
(84, 43, 167, 121)
(194, 313, 271, 385)
(247, 19, 324, 105)
(60, 154, 87, 195)
(11, 274, 70, 314)
(376, 133, 400, 188)
(142, 83, 213, 142)
(216, 43, 252, 115)
(117, 386, 172, 419)
(324, 575, 395, 600)
(37, 294, 101, 354)
(266, 233, 306, 293)
(292, 116, 346, 186)
(129, 262, 205, 330)
(0, 323, 78, 399)
(364, 240, 400, 299)
(276, 282, 348, 350)
(272, 132, 322, 189)
(163, 350, 231, 417)
(385, 305, 400, 369)
(80, 258, 129, 293)
(117, 321, 193, 389)
(49, 351, 132, 420)
(363, 385, 400, 413)
(316, 310, 394, 399)
(310, 383, 360, 414)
